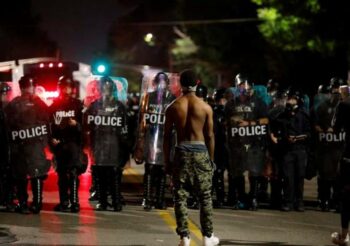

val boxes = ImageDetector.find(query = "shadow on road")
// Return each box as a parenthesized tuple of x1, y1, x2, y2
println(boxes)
(219, 239, 314, 246)
(0, 227, 17, 244)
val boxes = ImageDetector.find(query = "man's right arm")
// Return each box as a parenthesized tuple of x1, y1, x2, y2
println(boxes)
(163, 105, 174, 174)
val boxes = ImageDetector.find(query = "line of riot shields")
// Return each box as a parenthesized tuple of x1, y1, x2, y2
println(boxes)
(1, 71, 349, 214)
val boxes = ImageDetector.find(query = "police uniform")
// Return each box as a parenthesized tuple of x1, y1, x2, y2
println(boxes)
(212, 103, 228, 207)
(272, 102, 311, 211)
(50, 94, 85, 212)
(313, 96, 344, 211)
(5, 83, 50, 214)
(332, 97, 350, 231)
(0, 84, 14, 210)
(268, 104, 286, 208)
(142, 90, 176, 210)
(225, 92, 268, 210)
(85, 93, 129, 211)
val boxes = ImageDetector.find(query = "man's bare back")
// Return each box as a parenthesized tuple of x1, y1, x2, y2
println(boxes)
(164, 92, 215, 165)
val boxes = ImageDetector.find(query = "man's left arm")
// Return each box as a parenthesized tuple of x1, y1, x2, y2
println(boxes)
(204, 106, 215, 161)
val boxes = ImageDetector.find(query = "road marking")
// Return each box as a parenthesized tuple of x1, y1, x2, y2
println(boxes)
(158, 210, 199, 246)
(126, 165, 202, 245)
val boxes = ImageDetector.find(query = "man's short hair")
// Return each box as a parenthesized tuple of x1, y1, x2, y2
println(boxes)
(180, 69, 197, 87)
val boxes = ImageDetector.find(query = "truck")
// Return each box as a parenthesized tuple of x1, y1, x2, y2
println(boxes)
(0, 57, 93, 105)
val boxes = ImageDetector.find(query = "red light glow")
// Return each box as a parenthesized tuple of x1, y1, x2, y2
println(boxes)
(44, 91, 59, 98)
(49, 63, 54, 68)
(39, 63, 44, 68)
(58, 63, 63, 68)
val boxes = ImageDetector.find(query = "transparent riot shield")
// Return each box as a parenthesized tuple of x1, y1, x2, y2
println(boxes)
(83, 75, 129, 167)
(133, 72, 180, 165)
(83, 75, 128, 107)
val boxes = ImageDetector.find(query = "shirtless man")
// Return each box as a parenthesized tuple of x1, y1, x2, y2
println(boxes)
(164, 69, 219, 246)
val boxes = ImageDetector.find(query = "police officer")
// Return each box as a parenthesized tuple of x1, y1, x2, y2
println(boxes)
(331, 86, 350, 245)
(0, 83, 15, 211)
(212, 88, 228, 208)
(5, 75, 51, 214)
(50, 76, 86, 212)
(84, 76, 129, 212)
(134, 72, 176, 211)
(271, 89, 311, 212)
(313, 78, 345, 211)
(225, 74, 269, 210)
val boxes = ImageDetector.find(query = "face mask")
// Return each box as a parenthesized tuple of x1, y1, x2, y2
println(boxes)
(285, 103, 298, 113)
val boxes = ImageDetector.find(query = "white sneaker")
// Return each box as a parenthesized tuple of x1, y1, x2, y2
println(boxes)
(203, 234, 220, 246)
(331, 232, 349, 245)
(179, 236, 191, 246)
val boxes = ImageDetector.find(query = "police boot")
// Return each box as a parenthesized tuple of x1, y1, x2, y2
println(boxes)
(54, 173, 70, 212)
(294, 178, 305, 212)
(89, 166, 98, 201)
(3, 175, 16, 212)
(117, 168, 126, 205)
(95, 170, 108, 211)
(16, 179, 30, 214)
(213, 168, 225, 208)
(30, 178, 43, 214)
(155, 174, 167, 210)
(111, 169, 123, 212)
(142, 172, 153, 211)
(69, 172, 80, 213)
(232, 176, 246, 210)
(258, 176, 269, 203)
(318, 178, 330, 212)
(226, 175, 236, 206)
(270, 177, 282, 209)
(249, 176, 259, 211)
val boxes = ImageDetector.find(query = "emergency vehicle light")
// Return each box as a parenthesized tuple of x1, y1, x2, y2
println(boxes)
(44, 91, 59, 98)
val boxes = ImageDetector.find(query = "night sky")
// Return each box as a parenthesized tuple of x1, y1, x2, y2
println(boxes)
(32, 0, 130, 63)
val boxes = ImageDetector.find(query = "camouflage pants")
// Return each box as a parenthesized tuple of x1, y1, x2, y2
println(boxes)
(172, 145, 214, 237)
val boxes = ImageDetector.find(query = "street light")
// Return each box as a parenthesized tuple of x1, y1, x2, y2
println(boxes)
(144, 33, 155, 46)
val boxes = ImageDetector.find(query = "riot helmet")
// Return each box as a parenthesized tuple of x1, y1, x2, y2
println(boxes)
(285, 87, 303, 114)
(58, 75, 74, 97)
(213, 88, 226, 102)
(196, 84, 208, 99)
(267, 79, 279, 94)
(235, 73, 252, 97)
(0, 82, 12, 106)
(0, 82, 11, 95)
(19, 75, 36, 95)
(318, 84, 331, 94)
(330, 77, 345, 89)
(19, 75, 36, 89)
(327, 77, 344, 105)
(100, 76, 117, 99)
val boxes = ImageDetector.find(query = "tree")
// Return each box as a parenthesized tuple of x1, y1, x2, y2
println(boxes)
(173, 0, 269, 88)
(252, 0, 350, 89)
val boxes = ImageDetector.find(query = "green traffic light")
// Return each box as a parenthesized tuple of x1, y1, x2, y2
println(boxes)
(97, 64, 106, 73)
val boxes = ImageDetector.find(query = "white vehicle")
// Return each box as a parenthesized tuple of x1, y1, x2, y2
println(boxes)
(0, 57, 92, 105)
